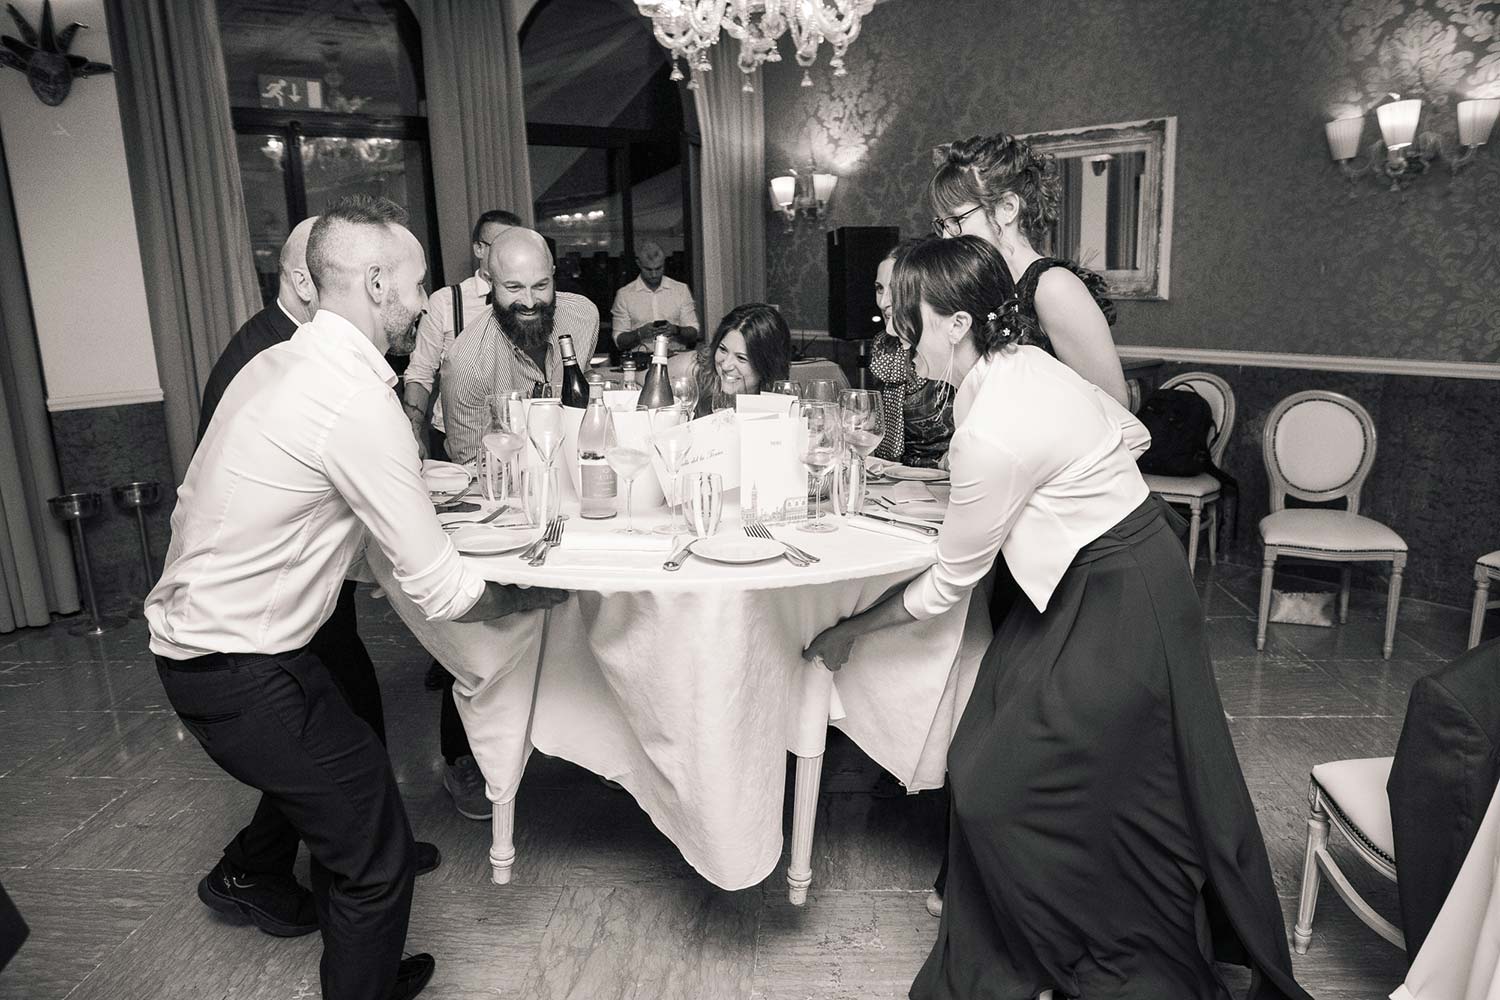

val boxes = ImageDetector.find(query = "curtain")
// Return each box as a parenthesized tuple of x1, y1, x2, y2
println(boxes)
(692, 43, 767, 330)
(107, 0, 261, 483)
(411, 0, 534, 283)
(1054, 157, 1082, 262)
(0, 133, 81, 630)
(1106, 153, 1140, 271)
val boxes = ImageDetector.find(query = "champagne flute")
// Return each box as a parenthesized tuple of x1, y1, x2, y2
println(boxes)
(796, 401, 843, 534)
(649, 405, 691, 535)
(526, 399, 564, 527)
(669, 373, 700, 417)
(802, 379, 838, 403)
(604, 409, 652, 535)
(838, 389, 885, 516)
(482, 392, 527, 503)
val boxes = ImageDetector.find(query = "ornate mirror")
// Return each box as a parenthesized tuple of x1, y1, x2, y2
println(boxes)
(1019, 116, 1176, 300)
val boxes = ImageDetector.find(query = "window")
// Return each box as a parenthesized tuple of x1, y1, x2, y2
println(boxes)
(218, 0, 442, 308)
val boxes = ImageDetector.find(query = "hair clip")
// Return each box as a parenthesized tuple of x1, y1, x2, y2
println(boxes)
(985, 311, 998, 322)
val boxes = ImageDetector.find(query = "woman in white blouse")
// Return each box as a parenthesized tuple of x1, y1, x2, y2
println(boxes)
(805, 237, 1308, 1000)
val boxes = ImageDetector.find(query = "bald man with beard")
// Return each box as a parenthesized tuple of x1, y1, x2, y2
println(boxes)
(148, 196, 564, 1000)
(438, 227, 600, 466)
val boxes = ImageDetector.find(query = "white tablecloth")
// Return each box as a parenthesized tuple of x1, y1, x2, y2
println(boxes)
(1392, 780, 1500, 1000)
(369, 497, 990, 890)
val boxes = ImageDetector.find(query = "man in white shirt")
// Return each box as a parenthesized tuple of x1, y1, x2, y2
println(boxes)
(401, 208, 522, 459)
(609, 240, 699, 356)
(146, 195, 564, 1000)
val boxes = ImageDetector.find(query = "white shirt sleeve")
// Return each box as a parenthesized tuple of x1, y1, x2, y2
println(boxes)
(1098, 385, 1152, 458)
(902, 430, 1047, 621)
(404, 286, 451, 391)
(322, 386, 484, 621)
(611, 287, 632, 335)
(676, 286, 700, 331)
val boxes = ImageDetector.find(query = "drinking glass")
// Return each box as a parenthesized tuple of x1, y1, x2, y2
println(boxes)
(649, 406, 691, 536)
(837, 389, 885, 516)
(802, 379, 838, 403)
(526, 399, 564, 528)
(670, 373, 700, 416)
(769, 379, 802, 398)
(796, 401, 843, 533)
(482, 392, 527, 503)
(685, 472, 723, 538)
(604, 409, 652, 535)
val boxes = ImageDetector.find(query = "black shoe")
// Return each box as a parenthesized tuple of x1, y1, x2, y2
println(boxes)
(423, 660, 448, 691)
(197, 858, 318, 937)
(414, 840, 441, 877)
(386, 953, 435, 1000)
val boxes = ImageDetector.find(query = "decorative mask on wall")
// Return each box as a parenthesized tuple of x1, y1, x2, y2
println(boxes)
(0, 1, 113, 107)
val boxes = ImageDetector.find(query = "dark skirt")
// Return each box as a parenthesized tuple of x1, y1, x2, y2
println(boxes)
(912, 498, 1310, 1000)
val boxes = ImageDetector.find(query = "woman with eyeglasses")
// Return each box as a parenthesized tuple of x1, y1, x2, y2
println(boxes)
(930, 132, 1130, 407)
(804, 236, 1309, 1000)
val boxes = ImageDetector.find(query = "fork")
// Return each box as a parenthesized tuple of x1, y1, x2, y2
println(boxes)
(745, 521, 818, 565)
(527, 517, 564, 566)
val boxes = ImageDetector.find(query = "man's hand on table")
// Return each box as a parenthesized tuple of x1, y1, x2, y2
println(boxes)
(456, 582, 570, 622)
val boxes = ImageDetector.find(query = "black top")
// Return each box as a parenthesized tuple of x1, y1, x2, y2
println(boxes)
(1008, 257, 1117, 355)
(197, 302, 299, 446)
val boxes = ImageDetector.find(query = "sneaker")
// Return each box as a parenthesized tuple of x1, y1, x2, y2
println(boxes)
(925, 890, 943, 918)
(443, 755, 490, 821)
(386, 953, 435, 1000)
(414, 840, 441, 877)
(197, 858, 318, 937)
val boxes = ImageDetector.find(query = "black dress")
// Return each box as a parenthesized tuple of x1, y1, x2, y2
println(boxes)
(911, 500, 1309, 1000)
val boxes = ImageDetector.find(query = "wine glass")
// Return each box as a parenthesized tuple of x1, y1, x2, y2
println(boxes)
(769, 379, 802, 398)
(802, 379, 838, 403)
(837, 389, 885, 516)
(649, 406, 691, 535)
(796, 401, 843, 534)
(669, 373, 700, 417)
(604, 409, 652, 535)
(526, 399, 564, 526)
(482, 392, 527, 502)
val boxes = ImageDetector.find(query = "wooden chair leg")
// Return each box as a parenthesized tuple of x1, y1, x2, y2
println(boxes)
(1471, 575, 1491, 651)
(1293, 785, 1329, 954)
(1205, 503, 1218, 566)
(1185, 502, 1202, 578)
(1383, 560, 1405, 660)
(1338, 567, 1352, 625)
(1257, 549, 1276, 651)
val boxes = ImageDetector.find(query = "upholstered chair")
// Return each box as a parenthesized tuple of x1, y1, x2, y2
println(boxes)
(1141, 371, 1235, 576)
(1293, 756, 1402, 954)
(1256, 391, 1407, 659)
(1470, 551, 1500, 650)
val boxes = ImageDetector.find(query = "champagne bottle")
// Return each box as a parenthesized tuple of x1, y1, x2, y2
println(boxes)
(637, 334, 675, 410)
(558, 334, 590, 407)
(577, 393, 617, 519)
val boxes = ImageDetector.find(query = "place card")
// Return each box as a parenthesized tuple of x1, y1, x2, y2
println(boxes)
(738, 413, 808, 524)
(735, 392, 798, 416)
(649, 409, 740, 501)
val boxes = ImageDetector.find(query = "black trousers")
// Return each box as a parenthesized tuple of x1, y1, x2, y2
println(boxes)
(223, 581, 385, 876)
(157, 644, 414, 1000)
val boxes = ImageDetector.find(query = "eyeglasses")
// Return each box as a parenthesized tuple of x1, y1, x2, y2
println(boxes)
(930, 204, 984, 237)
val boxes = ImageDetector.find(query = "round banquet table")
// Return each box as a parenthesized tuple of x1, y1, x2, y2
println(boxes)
(366, 492, 991, 902)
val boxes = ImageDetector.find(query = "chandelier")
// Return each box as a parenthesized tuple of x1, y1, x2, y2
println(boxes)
(633, 1, 875, 92)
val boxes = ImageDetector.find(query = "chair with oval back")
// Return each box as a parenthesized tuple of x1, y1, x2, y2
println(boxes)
(1257, 390, 1407, 659)
(1141, 371, 1235, 576)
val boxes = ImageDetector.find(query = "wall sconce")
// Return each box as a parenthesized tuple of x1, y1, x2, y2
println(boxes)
(769, 167, 838, 229)
(1326, 94, 1500, 193)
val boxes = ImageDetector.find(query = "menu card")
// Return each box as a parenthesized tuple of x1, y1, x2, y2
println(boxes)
(738, 413, 808, 524)
(735, 392, 799, 416)
(648, 409, 740, 502)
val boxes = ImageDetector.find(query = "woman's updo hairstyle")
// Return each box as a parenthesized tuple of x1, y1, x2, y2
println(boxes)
(891, 236, 1023, 356)
(930, 132, 1060, 246)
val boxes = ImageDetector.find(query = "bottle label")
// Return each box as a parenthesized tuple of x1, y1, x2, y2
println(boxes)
(579, 459, 618, 518)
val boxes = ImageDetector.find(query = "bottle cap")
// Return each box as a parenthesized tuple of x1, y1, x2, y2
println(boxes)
(558, 334, 577, 360)
(652, 334, 670, 361)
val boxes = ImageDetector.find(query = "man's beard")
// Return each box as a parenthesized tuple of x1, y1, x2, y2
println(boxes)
(496, 299, 556, 352)
(382, 300, 420, 355)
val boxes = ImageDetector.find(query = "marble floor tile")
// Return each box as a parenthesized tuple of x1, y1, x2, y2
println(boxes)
(1201, 615, 1302, 661)
(0, 776, 139, 867)
(1214, 658, 1379, 718)
(0, 659, 160, 714)
(0, 868, 186, 1000)
(9, 711, 217, 781)
(753, 890, 936, 1000)
(1314, 657, 1439, 716)
(0, 710, 74, 777)
(1276, 618, 1444, 662)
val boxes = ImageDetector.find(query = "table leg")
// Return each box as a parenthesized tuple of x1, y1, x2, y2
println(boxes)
(490, 794, 518, 885)
(787, 752, 823, 905)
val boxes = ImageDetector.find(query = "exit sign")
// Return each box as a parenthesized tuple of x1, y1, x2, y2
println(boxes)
(257, 75, 324, 110)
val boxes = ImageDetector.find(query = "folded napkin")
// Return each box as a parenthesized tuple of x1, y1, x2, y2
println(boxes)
(883, 501, 945, 522)
(560, 531, 677, 554)
(845, 513, 940, 542)
(888, 481, 937, 503)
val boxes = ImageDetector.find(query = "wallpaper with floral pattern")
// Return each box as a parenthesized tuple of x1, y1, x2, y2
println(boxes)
(761, 0, 1500, 363)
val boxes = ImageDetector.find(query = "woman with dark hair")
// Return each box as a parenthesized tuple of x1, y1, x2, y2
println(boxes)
(930, 132, 1130, 407)
(805, 237, 1309, 1000)
(870, 243, 954, 469)
(668, 302, 792, 416)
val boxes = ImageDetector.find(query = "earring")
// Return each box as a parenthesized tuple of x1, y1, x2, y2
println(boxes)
(941, 341, 956, 386)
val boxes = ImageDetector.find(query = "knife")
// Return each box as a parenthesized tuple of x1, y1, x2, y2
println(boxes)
(662, 538, 697, 571)
(855, 511, 940, 536)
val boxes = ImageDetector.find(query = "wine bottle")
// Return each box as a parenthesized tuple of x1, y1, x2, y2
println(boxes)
(577, 393, 617, 519)
(558, 334, 590, 407)
(637, 334, 675, 410)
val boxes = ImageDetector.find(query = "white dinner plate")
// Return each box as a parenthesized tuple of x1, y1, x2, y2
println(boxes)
(422, 460, 471, 494)
(883, 466, 948, 483)
(691, 535, 783, 565)
(450, 526, 537, 556)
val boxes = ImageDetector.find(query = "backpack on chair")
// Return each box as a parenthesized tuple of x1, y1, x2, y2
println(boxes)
(1137, 387, 1215, 477)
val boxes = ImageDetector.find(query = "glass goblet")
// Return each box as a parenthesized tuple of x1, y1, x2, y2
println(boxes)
(837, 389, 885, 516)
(796, 401, 843, 533)
(649, 406, 691, 535)
(603, 409, 652, 535)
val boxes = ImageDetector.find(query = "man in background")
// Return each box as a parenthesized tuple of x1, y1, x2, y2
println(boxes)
(609, 239, 698, 357)
(401, 208, 522, 459)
